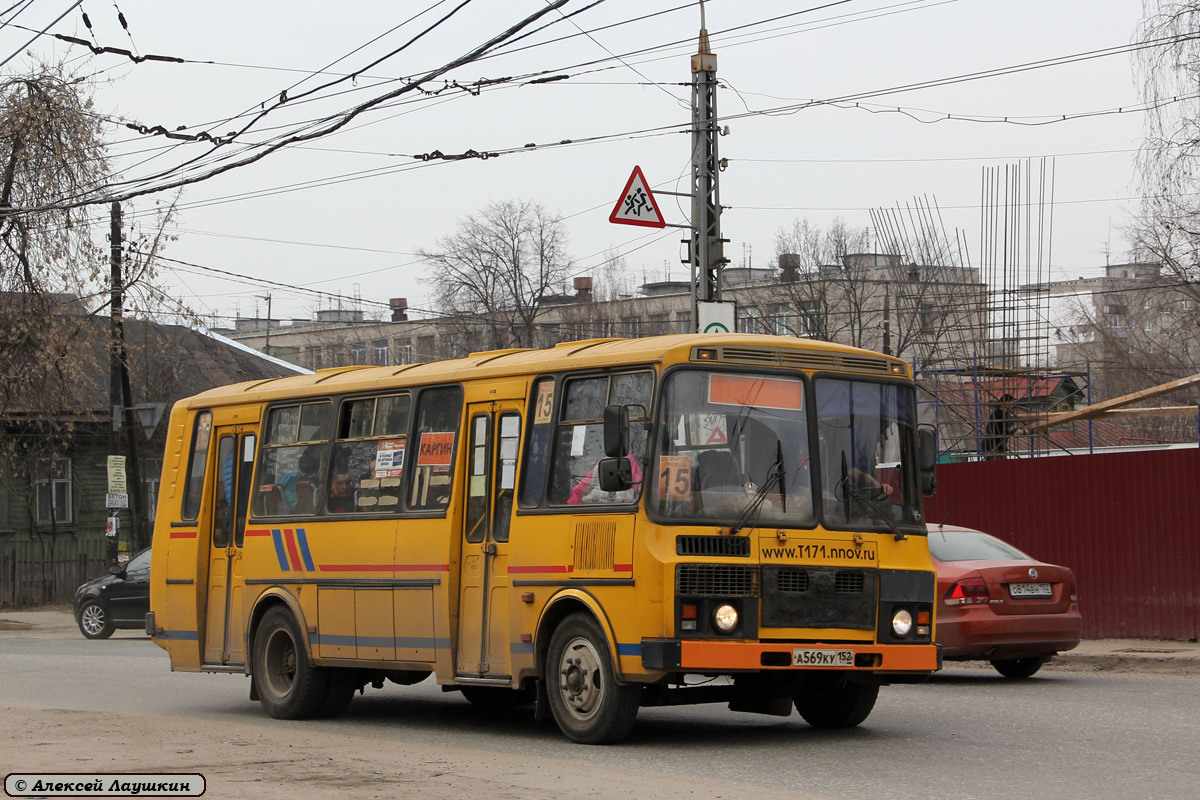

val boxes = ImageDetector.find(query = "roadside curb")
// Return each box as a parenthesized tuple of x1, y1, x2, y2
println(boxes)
(1051, 649, 1200, 675)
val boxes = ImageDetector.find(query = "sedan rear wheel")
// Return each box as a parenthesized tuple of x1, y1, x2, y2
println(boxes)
(78, 601, 114, 639)
(991, 657, 1046, 679)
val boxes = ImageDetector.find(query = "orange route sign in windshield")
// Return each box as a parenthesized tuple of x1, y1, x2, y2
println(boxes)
(708, 375, 803, 411)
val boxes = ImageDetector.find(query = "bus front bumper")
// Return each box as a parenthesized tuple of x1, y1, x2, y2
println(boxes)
(641, 639, 942, 674)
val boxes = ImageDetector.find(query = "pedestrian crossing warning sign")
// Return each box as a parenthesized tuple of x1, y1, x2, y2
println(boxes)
(609, 165, 666, 228)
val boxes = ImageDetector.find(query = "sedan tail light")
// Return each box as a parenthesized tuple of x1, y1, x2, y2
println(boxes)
(945, 576, 988, 605)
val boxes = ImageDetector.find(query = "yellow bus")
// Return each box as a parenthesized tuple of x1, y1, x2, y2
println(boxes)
(148, 333, 940, 743)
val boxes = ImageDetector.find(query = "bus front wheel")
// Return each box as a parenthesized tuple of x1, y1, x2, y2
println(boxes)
(252, 606, 329, 719)
(794, 676, 878, 729)
(545, 613, 639, 744)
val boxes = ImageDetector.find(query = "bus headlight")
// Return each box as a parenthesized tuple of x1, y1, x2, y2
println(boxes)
(713, 604, 738, 633)
(891, 608, 913, 637)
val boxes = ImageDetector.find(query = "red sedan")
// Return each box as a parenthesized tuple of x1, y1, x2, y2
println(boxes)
(929, 525, 1082, 678)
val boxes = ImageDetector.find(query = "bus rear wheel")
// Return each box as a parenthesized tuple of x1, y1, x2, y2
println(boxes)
(794, 676, 878, 729)
(252, 606, 329, 719)
(545, 613, 639, 744)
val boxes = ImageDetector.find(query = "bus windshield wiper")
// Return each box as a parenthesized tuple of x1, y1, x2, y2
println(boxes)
(730, 444, 785, 536)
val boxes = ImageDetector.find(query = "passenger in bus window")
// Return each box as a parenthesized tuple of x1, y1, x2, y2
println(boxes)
(277, 448, 322, 512)
(327, 472, 357, 513)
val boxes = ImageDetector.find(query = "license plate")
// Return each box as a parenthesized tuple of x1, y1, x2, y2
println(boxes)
(792, 648, 854, 667)
(1009, 582, 1052, 597)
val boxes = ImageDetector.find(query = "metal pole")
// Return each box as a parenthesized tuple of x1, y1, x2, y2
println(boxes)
(264, 293, 272, 356)
(690, 3, 724, 332)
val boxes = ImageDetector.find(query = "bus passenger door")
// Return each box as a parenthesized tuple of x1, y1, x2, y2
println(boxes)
(203, 427, 256, 666)
(456, 403, 522, 679)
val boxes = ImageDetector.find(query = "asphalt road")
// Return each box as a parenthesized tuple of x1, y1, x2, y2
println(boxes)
(1, 631, 1197, 799)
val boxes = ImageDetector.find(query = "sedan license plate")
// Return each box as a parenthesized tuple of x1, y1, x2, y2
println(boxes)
(1009, 582, 1052, 598)
(792, 648, 854, 667)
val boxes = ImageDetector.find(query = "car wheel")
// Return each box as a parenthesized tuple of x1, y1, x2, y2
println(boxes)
(545, 612, 639, 744)
(78, 601, 114, 639)
(460, 685, 537, 707)
(795, 676, 879, 729)
(991, 657, 1046, 679)
(251, 606, 329, 719)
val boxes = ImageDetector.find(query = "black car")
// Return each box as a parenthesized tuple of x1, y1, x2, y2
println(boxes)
(73, 547, 151, 639)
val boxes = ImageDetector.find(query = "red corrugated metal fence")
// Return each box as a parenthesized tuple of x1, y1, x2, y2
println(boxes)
(923, 449, 1200, 641)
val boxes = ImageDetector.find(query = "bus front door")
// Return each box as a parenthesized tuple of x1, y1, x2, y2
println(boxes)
(203, 427, 256, 666)
(456, 404, 522, 679)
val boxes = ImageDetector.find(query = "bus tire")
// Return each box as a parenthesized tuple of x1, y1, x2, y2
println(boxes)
(460, 685, 537, 707)
(545, 612, 639, 744)
(316, 668, 358, 718)
(794, 677, 878, 729)
(252, 606, 329, 719)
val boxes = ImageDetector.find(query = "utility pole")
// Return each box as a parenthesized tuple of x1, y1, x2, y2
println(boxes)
(108, 202, 148, 561)
(107, 202, 124, 568)
(689, 0, 727, 333)
(263, 293, 272, 356)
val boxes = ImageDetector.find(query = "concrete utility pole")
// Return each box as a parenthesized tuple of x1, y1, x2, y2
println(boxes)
(689, 0, 727, 333)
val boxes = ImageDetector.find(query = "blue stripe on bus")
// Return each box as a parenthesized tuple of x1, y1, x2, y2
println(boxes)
(511, 641, 535, 655)
(160, 630, 199, 641)
(616, 642, 642, 657)
(295, 528, 315, 572)
(270, 529, 289, 571)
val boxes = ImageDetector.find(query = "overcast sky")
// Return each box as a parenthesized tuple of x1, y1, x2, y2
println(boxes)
(3, 0, 1150, 326)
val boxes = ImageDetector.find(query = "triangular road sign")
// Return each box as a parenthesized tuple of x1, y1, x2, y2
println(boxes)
(609, 165, 666, 228)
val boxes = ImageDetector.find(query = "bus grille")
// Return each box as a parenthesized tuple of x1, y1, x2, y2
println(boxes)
(693, 345, 896, 376)
(676, 536, 751, 557)
(775, 569, 866, 594)
(762, 566, 877, 630)
(835, 571, 865, 594)
(776, 569, 810, 593)
(676, 564, 759, 597)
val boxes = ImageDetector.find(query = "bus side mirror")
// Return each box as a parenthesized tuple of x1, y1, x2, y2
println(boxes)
(604, 404, 630, 458)
(598, 457, 633, 492)
(918, 426, 937, 496)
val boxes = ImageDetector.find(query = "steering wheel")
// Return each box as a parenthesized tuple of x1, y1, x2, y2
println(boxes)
(835, 477, 886, 503)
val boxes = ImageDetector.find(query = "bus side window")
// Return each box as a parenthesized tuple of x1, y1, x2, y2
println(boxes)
(519, 377, 556, 508)
(180, 410, 212, 521)
(547, 372, 651, 506)
(408, 386, 463, 511)
(329, 393, 410, 514)
(252, 401, 331, 517)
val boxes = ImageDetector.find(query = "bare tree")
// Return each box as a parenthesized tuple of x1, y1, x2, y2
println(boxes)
(1, 64, 111, 518)
(1132, 2, 1200, 308)
(771, 217, 873, 343)
(766, 212, 988, 379)
(1, 64, 184, 540)
(421, 200, 573, 350)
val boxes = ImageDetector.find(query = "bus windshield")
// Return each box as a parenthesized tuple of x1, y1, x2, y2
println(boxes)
(649, 369, 817, 526)
(648, 369, 920, 530)
(814, 377, 920, 528)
